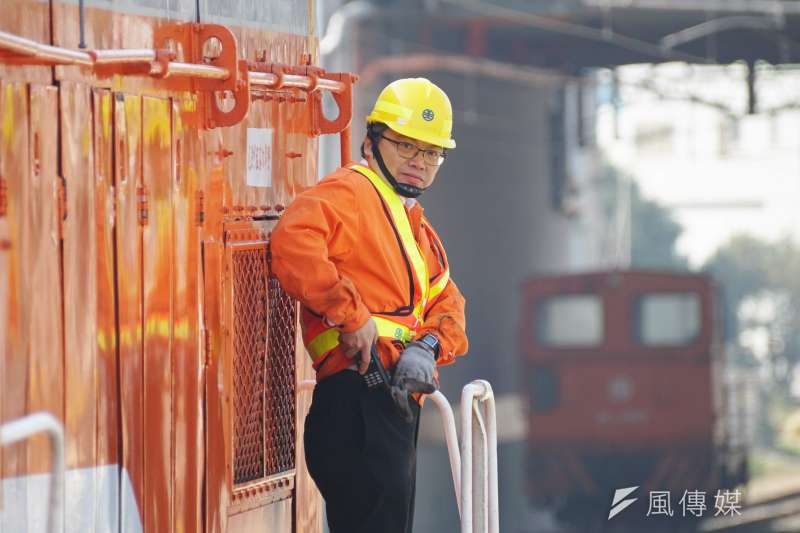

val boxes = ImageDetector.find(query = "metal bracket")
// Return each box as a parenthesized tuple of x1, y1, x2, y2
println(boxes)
(313, 71, 357, 136)
(154, 23, 250, 129)
(248, 60, 357, 136)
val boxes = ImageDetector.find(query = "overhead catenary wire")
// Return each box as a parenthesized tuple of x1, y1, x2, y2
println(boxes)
(437, 0, 714, 64)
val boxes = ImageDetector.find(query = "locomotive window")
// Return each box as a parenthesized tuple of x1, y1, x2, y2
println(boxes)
(537, 295, 603, 347)
(635, 293, 701, 346)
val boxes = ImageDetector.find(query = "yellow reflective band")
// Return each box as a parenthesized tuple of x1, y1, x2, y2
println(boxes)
(307, 316, 416, 361)
(350, 164, 429, 321)
(429, 267, 450, 302)
(307, 328, 341, 361)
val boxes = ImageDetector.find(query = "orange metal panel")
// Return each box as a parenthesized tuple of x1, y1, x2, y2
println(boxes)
(171, 100, 203, 533)
(226, 499, 293, 531)
(142, 94, 174, 533)
(294, 314, 323, 533)
(60, 80, 98, 530)
(115, 91, 146, 529)
(92, 87, 120, 528)
(203, 168, 230, 533)
(25, 84, 64, 475)
(0, 79, 31, 533)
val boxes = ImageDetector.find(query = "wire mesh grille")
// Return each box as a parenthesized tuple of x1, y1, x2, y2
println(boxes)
(265, 273, 297, 476)
(232, 247, 267, 484)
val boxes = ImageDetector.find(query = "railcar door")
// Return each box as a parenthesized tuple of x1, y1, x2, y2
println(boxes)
(202, 207, 299, 531)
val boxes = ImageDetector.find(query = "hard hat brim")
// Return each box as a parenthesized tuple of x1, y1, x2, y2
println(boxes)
(369, 118, 456, 150)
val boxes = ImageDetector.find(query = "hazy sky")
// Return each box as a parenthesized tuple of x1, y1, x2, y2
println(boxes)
(596, 63, 800, 267)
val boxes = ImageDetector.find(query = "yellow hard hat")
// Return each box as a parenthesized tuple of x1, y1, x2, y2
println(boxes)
(367, 78, 456, 149)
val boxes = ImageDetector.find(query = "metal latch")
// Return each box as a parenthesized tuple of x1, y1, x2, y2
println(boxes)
(137, 185, 149, 226)
(196, 190, 204, 227)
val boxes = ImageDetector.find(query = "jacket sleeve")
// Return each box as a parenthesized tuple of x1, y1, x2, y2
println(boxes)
(269, 178, 371, 333)
(415, 278, 468, 366)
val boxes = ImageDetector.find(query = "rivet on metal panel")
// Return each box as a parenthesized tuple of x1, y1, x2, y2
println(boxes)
(250, 92, 273, 102)
(196, 190, 205, 226)
(209, 145, 233, 159)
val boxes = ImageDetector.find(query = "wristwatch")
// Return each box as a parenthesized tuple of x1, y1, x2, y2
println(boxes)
(417, 333, 441, 361)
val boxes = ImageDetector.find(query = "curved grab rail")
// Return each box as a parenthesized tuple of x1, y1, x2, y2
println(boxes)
(460, 380, 499, 533)
(0, 412, 65, 533)
(427, 381, 499, 533)
(428, 390, 463, 514)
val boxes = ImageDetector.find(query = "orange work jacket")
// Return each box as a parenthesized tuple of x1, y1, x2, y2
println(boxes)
(270, 163, 468, 381)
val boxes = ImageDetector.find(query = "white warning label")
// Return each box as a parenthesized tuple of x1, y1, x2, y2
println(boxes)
(246, 128, 273, 188)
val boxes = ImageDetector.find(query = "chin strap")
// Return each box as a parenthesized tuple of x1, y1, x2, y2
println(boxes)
(371, 142, 425, 199)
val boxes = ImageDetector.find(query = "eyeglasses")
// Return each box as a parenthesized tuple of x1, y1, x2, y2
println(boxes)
(380, 135, 447, 166)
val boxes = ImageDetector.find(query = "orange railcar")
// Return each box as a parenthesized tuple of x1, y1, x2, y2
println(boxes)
(519, 270, 748, 525)
(0, 1, 352, 531)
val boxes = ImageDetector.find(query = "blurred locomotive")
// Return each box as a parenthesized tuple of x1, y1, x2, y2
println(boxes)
(520, 270, 749, 525)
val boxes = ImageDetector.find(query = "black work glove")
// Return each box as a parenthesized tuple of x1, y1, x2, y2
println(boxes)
(390, 341, 437, 422)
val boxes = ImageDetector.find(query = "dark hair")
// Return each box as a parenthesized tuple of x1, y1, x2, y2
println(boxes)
(360, 122, 389, 159)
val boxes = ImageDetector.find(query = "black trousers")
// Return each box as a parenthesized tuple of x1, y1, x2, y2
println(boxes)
(304, 370, 421, 533)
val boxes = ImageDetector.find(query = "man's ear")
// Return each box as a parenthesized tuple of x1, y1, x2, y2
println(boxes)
(363, 136, 373, 160)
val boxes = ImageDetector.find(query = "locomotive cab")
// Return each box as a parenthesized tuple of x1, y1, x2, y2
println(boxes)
(520, 270, 748, 524)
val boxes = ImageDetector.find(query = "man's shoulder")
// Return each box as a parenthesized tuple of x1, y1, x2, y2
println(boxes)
(311, 165, 375, 196)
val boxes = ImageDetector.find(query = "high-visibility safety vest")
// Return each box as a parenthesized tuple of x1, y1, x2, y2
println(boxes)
(303, 164, 450, 365)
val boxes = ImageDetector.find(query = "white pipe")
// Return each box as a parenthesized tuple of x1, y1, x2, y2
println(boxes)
(482, 385, 500, 533)
(428, 390, 462, 516)
(460, 383, 481, 533)
(471, 403, 488, 533)
(459, 380, 499, 533)
(0, 412, 64, 533)
(426, 382, 499, 532)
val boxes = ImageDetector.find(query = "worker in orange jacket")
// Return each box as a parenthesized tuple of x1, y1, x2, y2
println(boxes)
(270, 77, 468, 533)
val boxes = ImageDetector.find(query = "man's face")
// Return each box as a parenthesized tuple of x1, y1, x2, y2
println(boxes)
(364, 129, 444, 190)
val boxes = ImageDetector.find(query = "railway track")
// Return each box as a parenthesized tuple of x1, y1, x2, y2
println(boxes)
(699, 490, 800, 532)
(531, 491, 800, 533)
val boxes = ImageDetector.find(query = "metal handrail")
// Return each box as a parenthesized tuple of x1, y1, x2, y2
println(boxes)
(0, 412, 65, 533)
(428, 380, 499, 533)
(429, 391, 463, 512)
(0, 29, 347, 94)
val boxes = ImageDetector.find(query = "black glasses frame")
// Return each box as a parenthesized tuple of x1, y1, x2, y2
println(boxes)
(379, 135, 447, 166)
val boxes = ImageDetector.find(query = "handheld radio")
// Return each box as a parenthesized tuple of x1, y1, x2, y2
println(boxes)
(362, 344, 392, 390)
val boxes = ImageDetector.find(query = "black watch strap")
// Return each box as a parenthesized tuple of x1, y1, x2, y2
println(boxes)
(418, 333, 441, 360)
